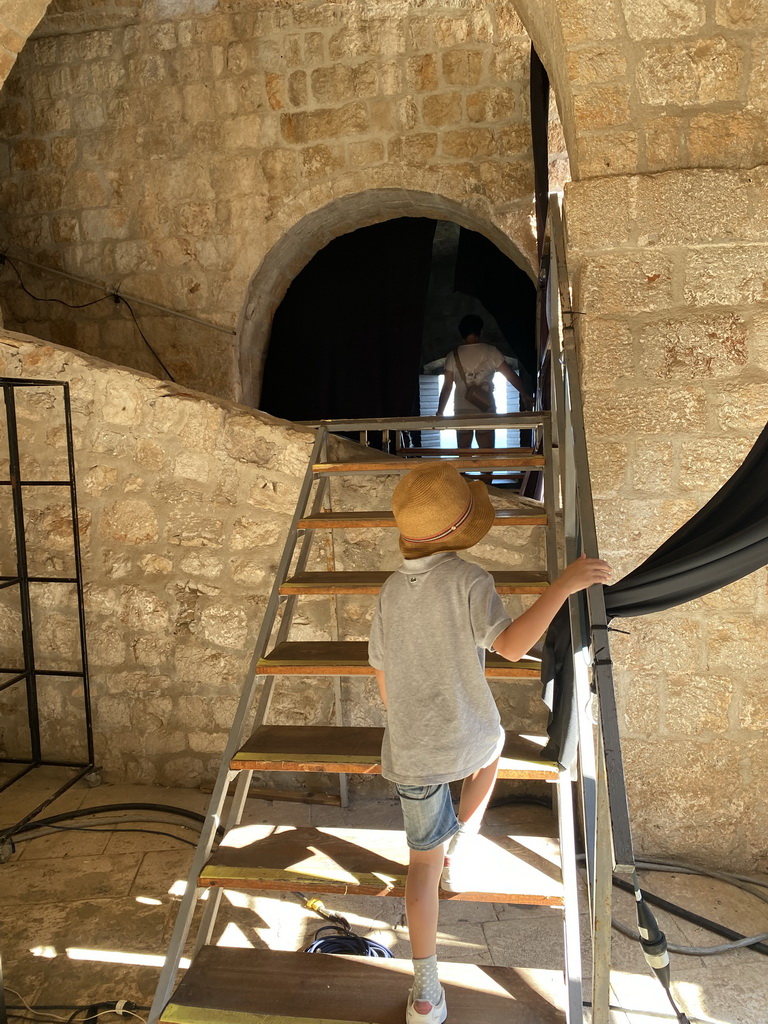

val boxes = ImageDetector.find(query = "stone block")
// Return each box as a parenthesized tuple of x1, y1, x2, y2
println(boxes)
(560, 0, 622, 42)
(635, 169, 758, 245)
(407, 17, 432, 50)
(712, 382, 768, 432)
(310, 64, 355, 104)
(405, 54, 438, 93)
(421, 91, 462, 127)
(687, 111, 768, 168)
(583, 440, 630, 497)
(442, 127, 495, 159)
(739, 676, 768, 729)
(51, 136, 77, 170)
(494, 122, 531, 156)
(265, 72, 285, 111)
(101, 499, 158, 545)
(10, 138, 46, 172)
(442, 50, 483, 87)
(288, 70, 307, 107)
(643, 115, 683, 173)
(630, 439, 675, 495)
(624, 0, 706, 38)
(118, 585, 170, 631)
(433, 16, 470, 47)
(260, 148, 299, 198)
(684, 245, 768, 306)
(637, 37, 744, 106)
(573, 84, 631, 130)
(139, 554, 173, 575)
(577, 317, 637, 384)
(611, 614, 705, 674)
(200, 603, 248, 649)
(301, 143, 345, 180)
(304, 32, 324, 64)
(281, 102, 369, 143)
(665, 673, 734, 734)
(165, 511, 223, 548)
(615, 669, 661, 735)
(707, 615, 768, 673)
(230, 516, 282, 551)
(566, 45, 627, 85)
(576, 130, 639, 177)
(583, 384, 708, 436)
(576, 250, 676, 314)
(368, 98, 395, 132)
(347, 138, 384, 166)
(716, 0, 768, 25)
(638, 312, 748, 381)
(388, 133, 438, 163)
(466, 87, 515, 124)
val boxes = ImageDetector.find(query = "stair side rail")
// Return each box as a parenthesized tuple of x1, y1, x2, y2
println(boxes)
(546, 193, 637, 1024)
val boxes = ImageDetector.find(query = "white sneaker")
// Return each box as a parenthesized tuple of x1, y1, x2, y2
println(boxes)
(405, 986, 448, 1024)
(440, 833, 477, 893)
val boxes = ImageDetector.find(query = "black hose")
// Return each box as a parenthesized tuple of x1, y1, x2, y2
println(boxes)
(612, 876, 768, 957)
(7, 803, 225, 837)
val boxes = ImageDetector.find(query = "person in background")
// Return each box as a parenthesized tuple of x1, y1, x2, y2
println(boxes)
(437, 314, 533, 452)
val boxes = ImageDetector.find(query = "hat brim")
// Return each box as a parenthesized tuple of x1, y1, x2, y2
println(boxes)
(399, 479, 495, 558)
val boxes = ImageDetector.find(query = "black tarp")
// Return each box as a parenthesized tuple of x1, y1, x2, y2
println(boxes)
(541, 419, 768, 765)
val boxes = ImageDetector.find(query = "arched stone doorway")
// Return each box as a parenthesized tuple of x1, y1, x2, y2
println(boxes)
(236, 188, 536, 409)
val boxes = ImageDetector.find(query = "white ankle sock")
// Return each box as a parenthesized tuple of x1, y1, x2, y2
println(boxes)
(413, 954, 442, 1004)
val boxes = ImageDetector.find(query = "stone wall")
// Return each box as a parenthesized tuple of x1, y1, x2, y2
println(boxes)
(0, 331, 549, 794)
(566, 167, 768, 869)
(0, 0, 541, 402)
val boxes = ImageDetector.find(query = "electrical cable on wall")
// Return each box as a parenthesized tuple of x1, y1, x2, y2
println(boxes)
(0, 252, 241, 385)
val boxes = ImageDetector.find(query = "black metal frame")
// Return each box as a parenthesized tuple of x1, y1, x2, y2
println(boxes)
(0, 377, 97, 841)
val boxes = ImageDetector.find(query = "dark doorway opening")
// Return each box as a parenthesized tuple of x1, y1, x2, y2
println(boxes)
(259, 217, 536, 425)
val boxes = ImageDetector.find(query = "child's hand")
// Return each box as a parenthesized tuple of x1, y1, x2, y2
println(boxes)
(557, 554, 612, 595)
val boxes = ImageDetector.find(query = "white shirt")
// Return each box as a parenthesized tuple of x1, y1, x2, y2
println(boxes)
(445, 343, 505, 415)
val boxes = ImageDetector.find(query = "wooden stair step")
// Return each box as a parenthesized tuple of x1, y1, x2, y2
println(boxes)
(298, 508, 547, 529)
(257, 642, 541, 678)
(280, 569, 549, 595)
(160, 946, 566, 1024)
(314, 455, 545, 473)
(232, 726, 558, 781)
(200, 824, 563, 905)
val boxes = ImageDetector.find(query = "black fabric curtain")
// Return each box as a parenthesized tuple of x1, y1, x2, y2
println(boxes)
(541, 419, 768, 766)
(529, 45, 550, 266)
(260, 218, 437, 422)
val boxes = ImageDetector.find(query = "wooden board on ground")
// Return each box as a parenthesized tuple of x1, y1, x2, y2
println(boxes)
(161, 947, 566, 1024)
(232, 726, 558, 782)
(256, 642, 541, 679)
(279, 570, 549, 595)
(297, 509, 547, 529)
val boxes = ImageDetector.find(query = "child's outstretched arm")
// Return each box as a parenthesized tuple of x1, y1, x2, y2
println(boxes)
(492, 555, 612, 662)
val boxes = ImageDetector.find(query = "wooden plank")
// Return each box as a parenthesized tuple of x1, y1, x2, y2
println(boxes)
(298, 509, 547, 529)
(161, 947, 566, 1024)
(280, 570, 549, 596)
(232, 726, 558, 782)
(314, 455, 545, 474)
(256, 642, 541, 678)
(200, 824, 564, 904)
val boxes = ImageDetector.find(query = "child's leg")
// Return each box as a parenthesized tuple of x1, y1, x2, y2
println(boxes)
(405, 844, 444, 959)
(457, 755, 499, 828)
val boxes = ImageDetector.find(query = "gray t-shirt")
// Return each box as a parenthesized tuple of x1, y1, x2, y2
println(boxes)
(368, 551, 511, 786)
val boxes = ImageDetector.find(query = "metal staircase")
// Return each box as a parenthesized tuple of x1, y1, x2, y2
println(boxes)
(148, 198, 638, 1024)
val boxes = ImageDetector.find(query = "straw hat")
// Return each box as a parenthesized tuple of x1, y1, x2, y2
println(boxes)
(392, 462, 495, 558)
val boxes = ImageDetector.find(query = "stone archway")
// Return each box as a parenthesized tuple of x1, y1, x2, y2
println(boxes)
(237, 187, 536, 408)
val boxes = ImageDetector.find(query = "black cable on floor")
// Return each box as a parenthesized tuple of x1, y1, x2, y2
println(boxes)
(612, 875, 768, 957)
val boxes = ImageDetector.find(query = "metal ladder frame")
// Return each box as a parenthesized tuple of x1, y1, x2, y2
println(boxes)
(546, 193, 637, 1023)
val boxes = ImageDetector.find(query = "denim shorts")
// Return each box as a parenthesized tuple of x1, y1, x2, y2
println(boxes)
(395, 782, 460, 852)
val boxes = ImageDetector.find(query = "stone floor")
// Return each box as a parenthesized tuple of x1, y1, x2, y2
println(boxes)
(1, 769, 767, 1024)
